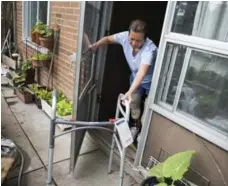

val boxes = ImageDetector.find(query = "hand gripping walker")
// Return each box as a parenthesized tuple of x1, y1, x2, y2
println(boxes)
(47, 90, 131, 186)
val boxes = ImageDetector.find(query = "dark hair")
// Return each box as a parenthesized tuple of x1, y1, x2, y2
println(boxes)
(129, 19, 148, 39)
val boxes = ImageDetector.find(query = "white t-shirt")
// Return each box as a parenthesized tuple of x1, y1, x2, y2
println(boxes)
(113, 31, 157, 84)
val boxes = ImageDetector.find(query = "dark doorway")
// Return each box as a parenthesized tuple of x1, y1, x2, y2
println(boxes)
(99, 2, 167, 121)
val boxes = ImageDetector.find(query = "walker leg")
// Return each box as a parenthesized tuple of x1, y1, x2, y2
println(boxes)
(108, 129, 116, 174)
(47, 148, 54, 186)
(47, 119, 56, 186)
(119, 148, 126, 186)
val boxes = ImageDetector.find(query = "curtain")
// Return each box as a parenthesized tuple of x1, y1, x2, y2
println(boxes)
(192, 1, 228, 42)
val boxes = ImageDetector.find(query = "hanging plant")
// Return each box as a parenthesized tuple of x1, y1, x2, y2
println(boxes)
(39, 25, 54, 50)
(31, 52, 50, 68)
(31, 20, 46, 45)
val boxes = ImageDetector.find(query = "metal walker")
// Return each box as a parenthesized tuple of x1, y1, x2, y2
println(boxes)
(47, 90, 130, 186)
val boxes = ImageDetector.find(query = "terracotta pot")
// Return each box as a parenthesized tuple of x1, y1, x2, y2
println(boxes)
(39, 37, 53, 50)
(32, 59, 50, 68)
(31, 31, 36, 43)
(35, 32, 42, 45)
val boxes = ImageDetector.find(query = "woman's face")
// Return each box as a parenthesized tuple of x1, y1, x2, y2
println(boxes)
(129, 31, 145, 50)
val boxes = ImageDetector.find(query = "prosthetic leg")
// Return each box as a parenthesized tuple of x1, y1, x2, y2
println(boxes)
(130, 93, 142, 140)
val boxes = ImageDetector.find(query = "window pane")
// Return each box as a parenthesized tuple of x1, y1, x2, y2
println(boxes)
(178, 51, 228, 135)
(156, 43, 186, 106)
(39, 1, 48, 24)
(31, 2, 37, 29)
(172, 1, 228, 42)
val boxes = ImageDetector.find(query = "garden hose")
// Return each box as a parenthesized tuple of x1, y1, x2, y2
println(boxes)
(2, 135, 25, 186)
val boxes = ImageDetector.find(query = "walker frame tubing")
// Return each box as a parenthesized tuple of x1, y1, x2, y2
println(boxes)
(47, 90, 130, 186)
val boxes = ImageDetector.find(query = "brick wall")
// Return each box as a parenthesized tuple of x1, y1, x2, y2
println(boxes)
(16, 1, 81, 100)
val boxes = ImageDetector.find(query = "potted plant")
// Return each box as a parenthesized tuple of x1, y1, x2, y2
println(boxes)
(11, 75, 25, 87)
(39, 25, 53, 50)
(31, 52, 50, 68)
(141, 150, 195, 186)
(21, 60, 35, 84)
(31, 20, 45, 45)
(15, 84, 34, 104)
(28, 83, 46, 109)
(56, 98, 73, 131)
(31, 27, 37, 43)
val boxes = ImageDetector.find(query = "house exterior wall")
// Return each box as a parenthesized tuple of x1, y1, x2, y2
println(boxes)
(143, 112, 228, 186)
(16, 1, 81, 100)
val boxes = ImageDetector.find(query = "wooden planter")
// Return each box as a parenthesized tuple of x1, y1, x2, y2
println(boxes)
(32, 59, 50, 68)
(39, 37, 53, 50)
(15, 87, 34, 104)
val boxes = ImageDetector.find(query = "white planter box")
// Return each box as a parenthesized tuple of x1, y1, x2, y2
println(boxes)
(41, 99, 52, 118)
(41, 99, 72, 131)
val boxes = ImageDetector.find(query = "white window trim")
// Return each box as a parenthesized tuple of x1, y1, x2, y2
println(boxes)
(22, 1, 50, 53)
(172, 48, 191, 111)
(135, 1, 228, 170)
(165, 33, 228, 56)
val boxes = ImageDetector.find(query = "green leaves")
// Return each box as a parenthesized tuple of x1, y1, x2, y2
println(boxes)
(163, 150, 195, 180)
(32, 20, 45, 34)
(28, 84, 73, 117)
(21, 60, 33, 72)
(148, 163, 164, 178)
(56, 99, 73, 116)
(155, 183, 168, 186)
(32, 20, 53, 38)
(31, 52, 50, 61)
(148, 150, 195, 185)
(40, 25, 53, 38)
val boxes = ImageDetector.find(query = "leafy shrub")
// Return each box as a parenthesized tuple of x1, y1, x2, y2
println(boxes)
(31, 52, 50, 61)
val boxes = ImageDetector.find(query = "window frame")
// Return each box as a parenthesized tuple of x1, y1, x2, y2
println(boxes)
(135, 1, 228, 169)
(150, 1, 228, 149)
(22, 1, 50, 52)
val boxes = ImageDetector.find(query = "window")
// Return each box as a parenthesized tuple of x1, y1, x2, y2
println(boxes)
(150, 1, 228, 150)
(171, 1, 228, 42)
(23, 1, 49, 41)
(156, 45, 228, 136)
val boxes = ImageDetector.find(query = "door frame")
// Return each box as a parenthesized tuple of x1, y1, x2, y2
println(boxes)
(71, 0, 175, 175)
(89, 1, 173, 169)
(70, 1, 114, 172)
(90, 1, 114, 121)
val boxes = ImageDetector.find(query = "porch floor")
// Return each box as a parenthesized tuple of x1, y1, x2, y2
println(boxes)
(1, 83, 138, 186)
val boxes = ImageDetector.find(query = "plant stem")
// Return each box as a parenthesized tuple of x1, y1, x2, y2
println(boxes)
(171, 180, 175, 186)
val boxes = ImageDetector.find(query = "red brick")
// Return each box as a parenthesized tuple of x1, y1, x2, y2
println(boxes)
(70, 2, 80, 8)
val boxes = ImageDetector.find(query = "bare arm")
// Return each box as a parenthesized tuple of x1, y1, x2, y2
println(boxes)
(123, 64, 150, 102)
(90, 35, 115, 52)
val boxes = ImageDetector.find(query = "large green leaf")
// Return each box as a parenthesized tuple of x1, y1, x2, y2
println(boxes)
(163, 150, 195, 180)
(155, 183, 168, 186)
(148, 163, 164, 178)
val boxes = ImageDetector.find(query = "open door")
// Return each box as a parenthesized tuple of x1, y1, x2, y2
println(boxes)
(70, 1, 104, 172)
